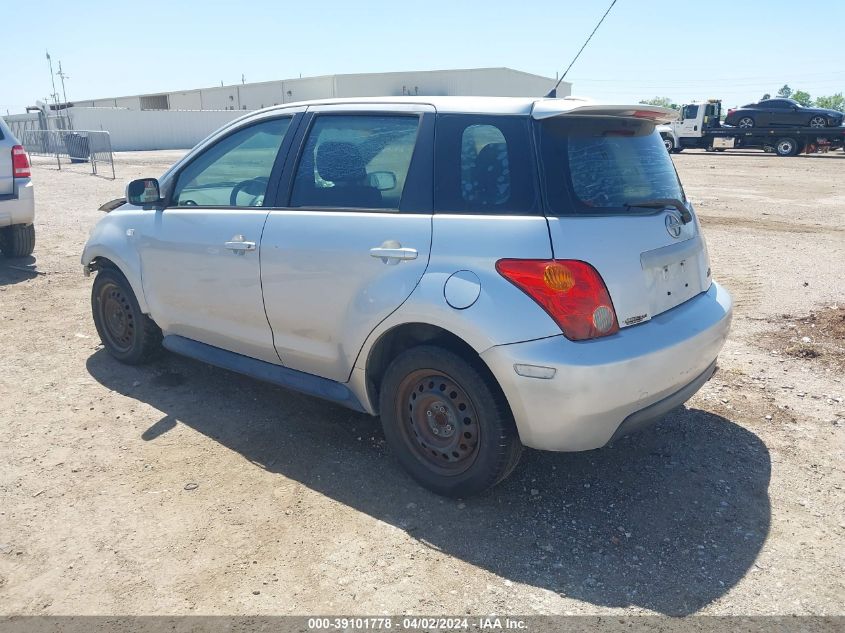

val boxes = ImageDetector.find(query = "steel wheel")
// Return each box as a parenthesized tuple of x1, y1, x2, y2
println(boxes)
(96, 281, 136, 354)
(776, 138, 798, 156)
(396, 369, 481, 475)
(663, 137, 674, 152)
(737, 116, 754, 128)
(809, 116, 827, 128)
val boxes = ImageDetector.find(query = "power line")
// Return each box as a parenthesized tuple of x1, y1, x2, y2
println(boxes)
(546, 0, 619, 98)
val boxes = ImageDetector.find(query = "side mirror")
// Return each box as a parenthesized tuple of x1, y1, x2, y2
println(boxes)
(126, 178, 163, 207)
(368, 171, 397, 191)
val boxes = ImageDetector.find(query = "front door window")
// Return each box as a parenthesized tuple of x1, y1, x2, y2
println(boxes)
(172, 117, 291, 207)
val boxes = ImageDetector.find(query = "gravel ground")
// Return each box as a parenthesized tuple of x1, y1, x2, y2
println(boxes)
(0, 149, 843, 616)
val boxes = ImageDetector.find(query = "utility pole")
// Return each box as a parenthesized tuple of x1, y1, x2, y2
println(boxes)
(241, 74, 245, 85)
(57, 60, 72, 129)
(45, 51, 59, 114)
(56, 61, 70, 106)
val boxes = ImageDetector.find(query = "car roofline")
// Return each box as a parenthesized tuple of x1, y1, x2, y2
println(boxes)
(224, 95, 679, 123)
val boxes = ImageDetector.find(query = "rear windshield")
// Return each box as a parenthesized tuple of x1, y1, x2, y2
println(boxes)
(537, 118, 684, 215)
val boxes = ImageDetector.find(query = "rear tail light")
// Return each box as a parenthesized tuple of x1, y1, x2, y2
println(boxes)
(496, 259, 619, 341)
(12, 145, 31, 178)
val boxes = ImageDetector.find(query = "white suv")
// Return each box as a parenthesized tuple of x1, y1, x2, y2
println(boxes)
(83, 97, 732, 496)
(0, 118, 35, 257)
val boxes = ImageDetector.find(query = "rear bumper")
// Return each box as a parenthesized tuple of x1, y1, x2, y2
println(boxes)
(0, 179, 35, 228)
(607, 360, 717, 444)
(480, 282, 732, 451)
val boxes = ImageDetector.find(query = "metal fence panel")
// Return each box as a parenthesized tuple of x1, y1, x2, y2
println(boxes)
(20, 129, 115, 179)
(3, 113, 43, 140)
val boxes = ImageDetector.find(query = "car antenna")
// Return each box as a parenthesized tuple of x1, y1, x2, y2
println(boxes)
(545, 0, 619, 98)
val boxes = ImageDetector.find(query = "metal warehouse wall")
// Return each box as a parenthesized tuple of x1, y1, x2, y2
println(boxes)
(67, 108, 244, 151)
(70, 69, 567, 114)
(333, 68, 562, 98)
(58, 69, 568, 150)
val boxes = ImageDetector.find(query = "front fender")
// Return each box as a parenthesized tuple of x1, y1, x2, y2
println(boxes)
(82, 213, 149, 313)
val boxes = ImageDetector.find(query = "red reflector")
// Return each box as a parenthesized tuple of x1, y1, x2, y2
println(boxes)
(496, 259, 619, 341)
(12, 145, 31, 178)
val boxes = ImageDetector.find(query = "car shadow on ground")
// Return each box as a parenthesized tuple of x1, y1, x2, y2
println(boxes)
(0, 255, 40, 286)
(86, 349, 771, 616)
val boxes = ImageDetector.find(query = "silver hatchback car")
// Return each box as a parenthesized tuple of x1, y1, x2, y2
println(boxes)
(83, 96, 732, 496)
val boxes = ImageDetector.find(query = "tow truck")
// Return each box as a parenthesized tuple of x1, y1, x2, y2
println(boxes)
(658, 99, 845, 156)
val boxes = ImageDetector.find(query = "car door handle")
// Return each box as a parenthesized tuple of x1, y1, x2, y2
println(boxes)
(370, 246, 418, 262)
(225, 235, 256, 255)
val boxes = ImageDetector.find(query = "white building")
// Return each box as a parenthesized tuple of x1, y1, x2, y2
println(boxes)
(72, 67, 568, 111)
(8, 68, 570, 151)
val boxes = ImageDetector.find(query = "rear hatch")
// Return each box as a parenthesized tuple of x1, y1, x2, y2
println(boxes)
(0, 120, 14, 195)
(533, 103, 710, 328)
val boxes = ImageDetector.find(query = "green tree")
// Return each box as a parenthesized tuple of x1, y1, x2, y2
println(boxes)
(792, 90, 813, 106)
(761, 93, 771, 100)
(777, 84, 793, 98)
(639, 97, 679, 111)
(815, 93, 844, 112)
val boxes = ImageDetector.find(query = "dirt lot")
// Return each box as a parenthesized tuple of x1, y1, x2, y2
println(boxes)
(1, 149, 843, 616)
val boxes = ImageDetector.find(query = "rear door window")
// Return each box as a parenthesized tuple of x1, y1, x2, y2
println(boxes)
(434, 114, 538, 214)
(538, 117, 684, 215)
(290, 114, 419, 210)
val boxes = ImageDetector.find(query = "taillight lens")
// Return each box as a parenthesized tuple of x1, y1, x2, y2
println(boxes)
(496, 259, 619, 341)
(12, 145, 31, 178)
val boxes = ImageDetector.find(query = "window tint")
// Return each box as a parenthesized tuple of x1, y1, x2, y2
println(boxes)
(539, 117, 684, 215)
(682, 104, 699, 120)
(172, 117, 291, 207)
(461, 124, 510, 205)
(764, 100, 796, 109)
(435, 115, 537, 214)
(290, 115, 419, 210)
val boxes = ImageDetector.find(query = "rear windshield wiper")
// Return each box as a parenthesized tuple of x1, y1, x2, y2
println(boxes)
(623, 198, 692, 224)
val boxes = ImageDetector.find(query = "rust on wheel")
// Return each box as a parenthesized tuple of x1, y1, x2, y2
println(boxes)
(396, 369, 480, 475)
(97, 282, 135, 353)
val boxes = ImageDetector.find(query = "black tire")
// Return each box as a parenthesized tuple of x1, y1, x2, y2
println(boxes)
(808, 115, 827, 128)
(379, 345, 522, 497)
(91, 266, 162, 364)
(737, 116, 755, 128)
(0, 224, 35, 258)
(775, 137, 800, 157)
(663, 136, 675, 152)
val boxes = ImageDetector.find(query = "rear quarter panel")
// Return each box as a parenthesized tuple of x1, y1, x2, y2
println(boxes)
(354, 214, 561, 370)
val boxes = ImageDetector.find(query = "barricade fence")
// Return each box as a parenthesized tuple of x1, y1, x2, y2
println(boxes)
(20, 129, 116, 179)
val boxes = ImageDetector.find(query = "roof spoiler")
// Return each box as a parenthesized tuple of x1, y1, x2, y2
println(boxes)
(532, 99, 679, 124)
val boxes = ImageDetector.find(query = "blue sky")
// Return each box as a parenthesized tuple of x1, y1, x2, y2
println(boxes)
(2, 0, 843, 114)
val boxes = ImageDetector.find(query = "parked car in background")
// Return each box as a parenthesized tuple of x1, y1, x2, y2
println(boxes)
(724, 98, 844, 128)
(82, 96, 732, 497)
(0, 118, 35, 257)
